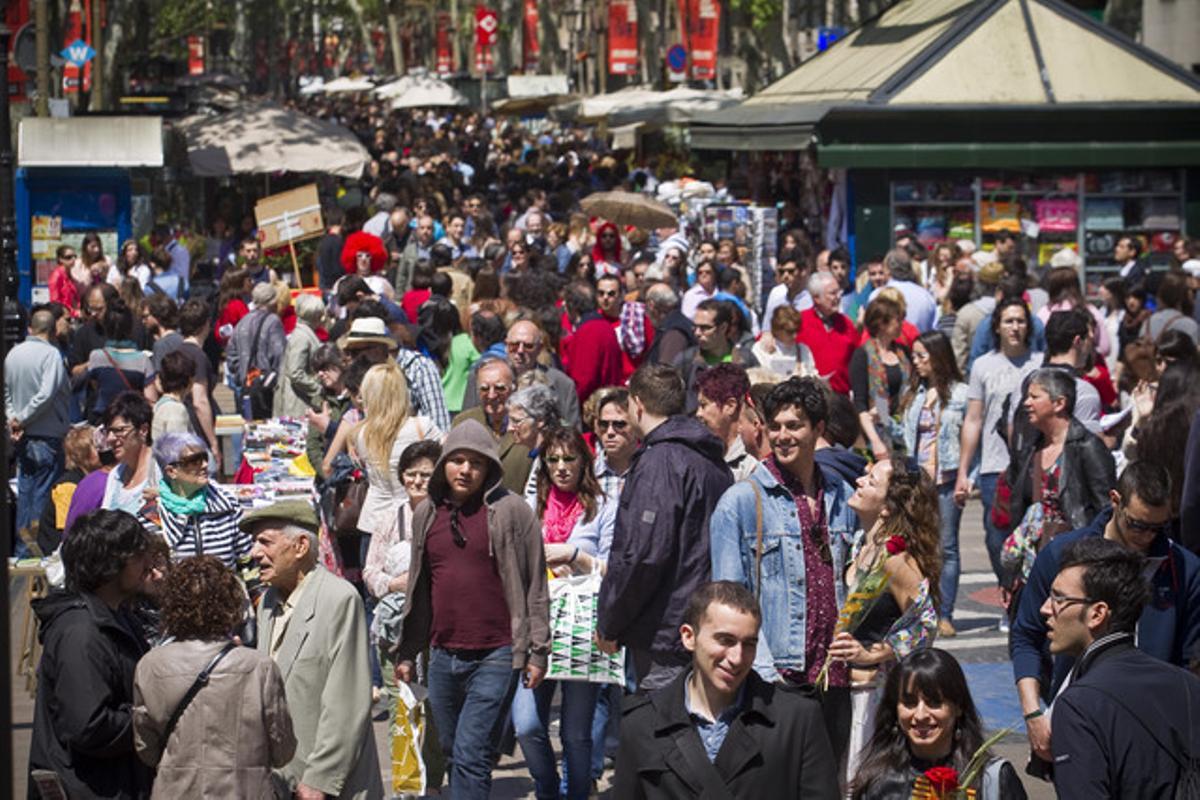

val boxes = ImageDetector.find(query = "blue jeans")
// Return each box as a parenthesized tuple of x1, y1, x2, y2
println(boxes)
(977, 472, 1007, 585)
(589, 684, 620, 779)
(427, 645, 519, 800)
(937, 481, 963, 618)
(15, 437, 64, 557)
(512, 679, 598, 799)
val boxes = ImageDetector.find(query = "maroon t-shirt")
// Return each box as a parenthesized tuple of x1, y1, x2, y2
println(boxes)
(426, 499, 513, 650)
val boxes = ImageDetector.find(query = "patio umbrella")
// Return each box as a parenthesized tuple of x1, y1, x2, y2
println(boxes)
(580, 191, 679, 230)
(381, 74, 468, 108)
(320, 76, 375, 94)
(177, 103, 370, 179)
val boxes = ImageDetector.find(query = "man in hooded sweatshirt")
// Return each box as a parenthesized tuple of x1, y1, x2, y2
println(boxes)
(597, 364, 734, 691)
(395, 419, 550, 800)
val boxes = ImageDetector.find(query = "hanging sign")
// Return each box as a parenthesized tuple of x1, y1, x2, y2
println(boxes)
(254, 185, 324, 249)
(679, 0, 720, 80)
(187, 35, 206, 75)
(608, 0, 639, 76)
(435, 12, 453, 75)
(60, 38, 94, 68)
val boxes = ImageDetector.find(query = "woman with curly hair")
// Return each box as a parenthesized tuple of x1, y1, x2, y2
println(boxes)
(851, 649, 1026, 799)
(340, 230, 393, 300)
(132, 555, 296, 798)
(832, 461, 941, 785)
(512, 426, 615, 800)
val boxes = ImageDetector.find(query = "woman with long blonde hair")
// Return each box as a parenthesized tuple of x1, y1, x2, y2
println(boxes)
(323, 360, 444, 544)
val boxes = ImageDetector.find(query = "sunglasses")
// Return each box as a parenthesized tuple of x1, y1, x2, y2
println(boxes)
(449, 506, 467, 548)
(596, 419, 628, 432)
(174, 452, 209, 470)
(597, 289, 620, 298)
(1122, 508, 1170, 536)
(507, 341, 538, 351)
(545, 455, 578, 465)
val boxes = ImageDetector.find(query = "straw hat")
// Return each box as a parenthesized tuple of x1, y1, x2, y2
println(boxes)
(339, 316, 399, 351)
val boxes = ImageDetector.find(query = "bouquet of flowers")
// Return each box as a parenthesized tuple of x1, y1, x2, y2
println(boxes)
(909, 729, 1013, 799)
(815, 534, 907, 689)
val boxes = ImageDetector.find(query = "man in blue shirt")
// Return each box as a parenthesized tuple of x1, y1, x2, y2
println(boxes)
(1011, 460, 1200, 765)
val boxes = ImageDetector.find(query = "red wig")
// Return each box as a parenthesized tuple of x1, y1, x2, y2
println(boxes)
(341, 231, 388, 274)
(591, 221, 623, 267)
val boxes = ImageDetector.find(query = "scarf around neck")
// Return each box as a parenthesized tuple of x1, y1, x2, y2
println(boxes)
(543, 485, 584, 544)
(158, 478, 208, 516)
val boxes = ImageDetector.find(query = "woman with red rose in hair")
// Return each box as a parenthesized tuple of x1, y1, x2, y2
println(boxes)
(832, 461, 941, 786)
(851, 649, 1027, 800)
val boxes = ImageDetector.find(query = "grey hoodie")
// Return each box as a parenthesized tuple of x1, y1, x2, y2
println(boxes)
(395, 419, 550, 670)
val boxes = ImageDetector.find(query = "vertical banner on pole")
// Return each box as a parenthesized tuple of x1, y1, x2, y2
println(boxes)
(608, 0, 639, 75)
(474, 5, 498, 74)
(687, 0, 720, 80)
(436, 12, 453, 75)
(187, 35, 206, 75)
(522, 0, 539, 72)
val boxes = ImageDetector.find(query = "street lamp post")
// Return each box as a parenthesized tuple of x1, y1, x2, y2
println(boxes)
(0, 19, 17, 791)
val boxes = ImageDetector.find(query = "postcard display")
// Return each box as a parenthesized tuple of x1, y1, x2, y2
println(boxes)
(699, 203, 779, 310)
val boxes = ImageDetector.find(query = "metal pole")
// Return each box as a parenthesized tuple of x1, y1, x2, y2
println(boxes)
(0, 20, 18, 794)
(35, 0, 50, 117)
(91, 0, 104, 110)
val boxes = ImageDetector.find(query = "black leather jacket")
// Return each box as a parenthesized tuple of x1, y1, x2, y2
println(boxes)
(1007, 417, 1116, 533)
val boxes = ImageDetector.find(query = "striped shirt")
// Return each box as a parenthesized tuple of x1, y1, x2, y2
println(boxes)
(397, 348, 452, 431)
(154, 484, 250, 568)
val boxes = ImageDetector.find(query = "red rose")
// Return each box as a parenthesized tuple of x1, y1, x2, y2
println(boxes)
(885, 535, 908, 555)
(924, 766, 959, 793)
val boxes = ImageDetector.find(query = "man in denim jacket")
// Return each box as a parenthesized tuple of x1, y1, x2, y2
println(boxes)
(710, 377, 860, 763)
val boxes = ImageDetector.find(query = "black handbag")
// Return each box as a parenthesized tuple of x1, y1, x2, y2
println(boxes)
(331, 471, 368, 538)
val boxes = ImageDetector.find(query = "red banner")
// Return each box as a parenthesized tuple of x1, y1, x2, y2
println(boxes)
(679, 0, 720, 80)
(608, 0, 638, 76)
(187, 35, 205, 76)
(522, 0, 539, 72)
(435, 12, 452, 75)
(475, 6, 498, 46)
(62, 0, 87, 94)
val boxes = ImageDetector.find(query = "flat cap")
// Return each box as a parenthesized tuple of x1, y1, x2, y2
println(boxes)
(238, 498, 320, 534)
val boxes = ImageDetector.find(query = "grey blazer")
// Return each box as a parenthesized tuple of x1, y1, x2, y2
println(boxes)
(257, 567, 383, 799)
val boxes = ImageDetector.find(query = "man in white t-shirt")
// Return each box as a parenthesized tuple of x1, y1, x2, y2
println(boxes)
(762, 251, 812, 326)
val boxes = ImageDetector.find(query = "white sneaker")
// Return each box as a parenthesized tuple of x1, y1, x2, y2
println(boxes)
(998, 616, 1011, 634)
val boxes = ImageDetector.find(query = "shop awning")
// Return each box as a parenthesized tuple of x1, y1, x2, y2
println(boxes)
(816, 140, 1200, 168)
(689, 0, 1200, 153)
(18, 116, 164, 167)
(176, 104, 369, 179)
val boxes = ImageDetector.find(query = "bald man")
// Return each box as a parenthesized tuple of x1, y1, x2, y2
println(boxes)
(461, 320, 581, 428)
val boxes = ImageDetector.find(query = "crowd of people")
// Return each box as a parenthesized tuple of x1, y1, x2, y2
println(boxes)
(8, 101, 1200, 800)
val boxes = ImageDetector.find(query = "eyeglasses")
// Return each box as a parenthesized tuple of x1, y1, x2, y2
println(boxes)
(1121, 508, 1170, 537)
(596, 419, 629, 432)
(105, 424, 135, 439)
(545, 455, 578, 465)
(479, 383, 510, 395)
(402, 469, 433, 481)
(1048, 591, 1095, 614)
(506, 340, 538, 351)
(59, 253, 77, 261)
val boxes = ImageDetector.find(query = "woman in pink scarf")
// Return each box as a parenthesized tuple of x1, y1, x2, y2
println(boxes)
(512, 426, 616, 799)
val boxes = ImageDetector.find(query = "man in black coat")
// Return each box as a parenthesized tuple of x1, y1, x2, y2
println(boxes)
(28, 509, 156, 799)
(1047, 537, 1200, 798)
(597, 364, 734, 691)
(614, 582, 838, 799)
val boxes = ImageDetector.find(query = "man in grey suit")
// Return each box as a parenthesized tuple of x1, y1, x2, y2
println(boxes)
(246, 500, 383, 800)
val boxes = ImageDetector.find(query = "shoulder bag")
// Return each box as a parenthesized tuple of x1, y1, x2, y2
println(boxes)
(243, 313, 278, 420)
(161, 641, 237, 744)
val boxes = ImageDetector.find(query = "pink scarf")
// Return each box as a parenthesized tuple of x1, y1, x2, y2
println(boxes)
(543, 485, 584, 544)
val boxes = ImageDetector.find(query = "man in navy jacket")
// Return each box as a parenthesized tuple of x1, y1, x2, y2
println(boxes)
(1010, 461, 1200, 764)
(1044, 537, 1200, 798)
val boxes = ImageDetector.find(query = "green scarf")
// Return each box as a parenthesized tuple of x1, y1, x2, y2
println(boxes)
(158, 478, 208, 516)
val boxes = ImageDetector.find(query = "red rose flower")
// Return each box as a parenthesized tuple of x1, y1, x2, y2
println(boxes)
(924, 766, 959, 793)
(885, 535, 908, 555)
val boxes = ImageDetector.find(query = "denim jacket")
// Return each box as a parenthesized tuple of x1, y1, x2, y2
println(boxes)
(901, 381, 969, 479)
(710, 461, 859, 683)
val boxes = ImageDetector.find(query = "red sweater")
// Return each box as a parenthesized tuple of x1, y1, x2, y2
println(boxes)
(602, 310, 656, 381)
(562, 314, 625, 405)
(797, 308, 860, 395)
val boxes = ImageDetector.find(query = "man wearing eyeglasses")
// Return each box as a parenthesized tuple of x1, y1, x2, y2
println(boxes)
(452, 359, 533, 495)
(596, 273, 654, 381)
(1011, 461, 1200, 768)
(395, 419, 549, 799)
(1042, 537, 1200, 798)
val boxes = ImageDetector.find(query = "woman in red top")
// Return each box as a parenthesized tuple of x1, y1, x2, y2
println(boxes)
(214, 268, 251, 348)
(48, 245, 82, 313)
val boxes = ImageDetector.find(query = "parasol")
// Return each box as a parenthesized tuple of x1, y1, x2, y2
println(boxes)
(581, 191, 680, 230)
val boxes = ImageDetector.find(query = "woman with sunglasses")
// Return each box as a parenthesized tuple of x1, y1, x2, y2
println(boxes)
(512, 427, 615, 800)
(591, 222, 624, 276)
(834, 461, 941, 785)
(151, 432, 248, 568)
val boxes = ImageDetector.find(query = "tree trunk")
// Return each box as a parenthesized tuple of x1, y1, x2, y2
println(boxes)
(344, 0, 376, 73)
(387, 1, 404, 75)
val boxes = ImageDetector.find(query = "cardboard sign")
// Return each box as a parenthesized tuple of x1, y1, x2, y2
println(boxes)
(254, 184, 323, 249)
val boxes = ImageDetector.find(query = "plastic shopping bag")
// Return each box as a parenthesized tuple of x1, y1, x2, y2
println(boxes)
(391, 681, 428, 796)
(546, 572, 626, 684)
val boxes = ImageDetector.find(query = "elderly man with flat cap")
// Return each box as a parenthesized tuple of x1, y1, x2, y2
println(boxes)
(245, 499, 383, 800)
